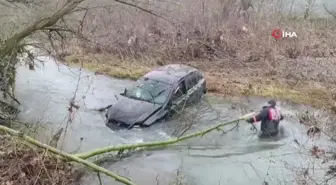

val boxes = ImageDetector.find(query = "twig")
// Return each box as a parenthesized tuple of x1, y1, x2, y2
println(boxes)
(2, 90, 20, 105)
(98, 172, 103, 185)
(323, 4, 336, 19)
(293, 105, 336, 141)
(114, 0, 174, 25)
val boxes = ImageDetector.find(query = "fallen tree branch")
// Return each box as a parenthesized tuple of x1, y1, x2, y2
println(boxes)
(0, 125, 138, 185)
(74, 112, 256, 160)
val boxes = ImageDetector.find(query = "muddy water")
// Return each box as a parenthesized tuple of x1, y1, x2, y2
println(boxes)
(15, 58, 336, 185)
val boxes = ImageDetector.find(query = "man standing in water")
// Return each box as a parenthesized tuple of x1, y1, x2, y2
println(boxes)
(246, 100, 284, 138)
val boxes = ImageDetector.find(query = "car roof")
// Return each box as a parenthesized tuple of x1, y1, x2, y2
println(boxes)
(142, 64, 198, 84)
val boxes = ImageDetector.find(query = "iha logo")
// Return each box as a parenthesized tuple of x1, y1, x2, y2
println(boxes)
(271, 29, 297, 40)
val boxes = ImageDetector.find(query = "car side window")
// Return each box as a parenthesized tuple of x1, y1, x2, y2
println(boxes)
(185, 73, 199, 90)
(171, 81, 186, 101)
(196, 72, 203, 81)
(193, 73, 200, 85)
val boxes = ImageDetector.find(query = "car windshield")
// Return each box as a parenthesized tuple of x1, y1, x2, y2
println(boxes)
(123, 77, 171, 104)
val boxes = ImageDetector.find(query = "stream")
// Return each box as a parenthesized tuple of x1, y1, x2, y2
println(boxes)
(14, 57, 336, 185)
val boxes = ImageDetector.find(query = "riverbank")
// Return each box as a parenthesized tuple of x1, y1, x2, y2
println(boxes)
(64, 52, 336, 113)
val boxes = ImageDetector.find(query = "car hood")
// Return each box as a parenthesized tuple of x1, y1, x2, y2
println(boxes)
(106, 95, 162, 125)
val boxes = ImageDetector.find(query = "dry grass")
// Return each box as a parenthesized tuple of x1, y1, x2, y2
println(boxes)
(62, 0, 336, 111)
(0, 135, 79, 185)
(65, 54, 336, 111)
(70, 0, 336, 61)
(65, 54, 151, 80)
(203, 70, 334, 108)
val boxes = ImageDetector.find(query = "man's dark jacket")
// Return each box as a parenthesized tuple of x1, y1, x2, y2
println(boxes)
(247, 106, 284, 137)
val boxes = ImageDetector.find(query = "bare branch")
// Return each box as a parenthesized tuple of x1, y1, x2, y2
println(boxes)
(1, 0, 85, 55)
(113, 0, 174, 25)
(323, 3, 336, 19)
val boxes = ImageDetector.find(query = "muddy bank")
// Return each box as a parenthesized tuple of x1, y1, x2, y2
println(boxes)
(13, 58, 336, 185)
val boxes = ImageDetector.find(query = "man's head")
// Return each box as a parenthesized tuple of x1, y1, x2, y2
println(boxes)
(267, 99, 276, 107)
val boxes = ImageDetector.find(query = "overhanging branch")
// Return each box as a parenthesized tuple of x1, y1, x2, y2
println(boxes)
(1, 0, 85, 55)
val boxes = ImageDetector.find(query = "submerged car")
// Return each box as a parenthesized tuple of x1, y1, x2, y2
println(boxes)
(105, 64, 207, 129)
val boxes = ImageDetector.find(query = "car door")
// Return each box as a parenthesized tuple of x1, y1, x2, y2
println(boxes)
(185, 72, 202, 105)
(169, 79, 187, 115)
